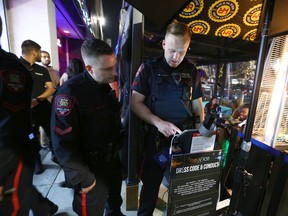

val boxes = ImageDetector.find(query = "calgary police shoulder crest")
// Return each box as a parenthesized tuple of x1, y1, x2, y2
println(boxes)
(54, 94, 75, 116)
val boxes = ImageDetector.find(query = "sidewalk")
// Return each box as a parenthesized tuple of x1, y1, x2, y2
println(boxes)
(33, 149, 166, 216)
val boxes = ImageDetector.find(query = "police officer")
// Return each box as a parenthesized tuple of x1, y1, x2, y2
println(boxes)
(0, 16, 58, 216)
(51, 39, 125, 216)
(131, 22, 204, 215)
(19, 40, 56, 174)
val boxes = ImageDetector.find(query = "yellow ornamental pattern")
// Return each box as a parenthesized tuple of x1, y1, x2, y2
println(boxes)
(176, 0, 262, 41)
(188, 20, 210, 35)
(243, 4, 262, 27)
(208, 0, 239, 23)
(179, 0, 204, 18)
(215, 23, 241, 38)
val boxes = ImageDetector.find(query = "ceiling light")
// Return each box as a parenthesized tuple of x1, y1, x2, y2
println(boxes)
(98, 17, 105, 26)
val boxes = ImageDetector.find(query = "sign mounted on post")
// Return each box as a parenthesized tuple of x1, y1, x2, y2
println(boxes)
(167, 150, 222, 216)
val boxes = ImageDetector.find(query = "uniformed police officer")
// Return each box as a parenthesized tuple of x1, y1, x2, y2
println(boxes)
(0, 16, 58, 216)
(51, 39, 125, 216)
(19, 40, 56, 174)
(131, 22, 204, 215)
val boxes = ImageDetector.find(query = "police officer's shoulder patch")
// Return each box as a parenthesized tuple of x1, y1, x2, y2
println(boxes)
(0, 69, 26, 92)
(54, 94, 76, 116)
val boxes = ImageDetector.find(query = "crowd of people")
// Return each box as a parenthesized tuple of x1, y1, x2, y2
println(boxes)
(0, 15, 250, 216)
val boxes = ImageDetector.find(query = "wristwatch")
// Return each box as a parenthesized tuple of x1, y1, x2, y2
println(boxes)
(35, 98, 42, 103)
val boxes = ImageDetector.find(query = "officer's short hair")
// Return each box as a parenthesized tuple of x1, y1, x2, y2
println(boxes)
(21, 40, 41, 55)
(81, 39, 113, 62)
(166, 22, 191, 38)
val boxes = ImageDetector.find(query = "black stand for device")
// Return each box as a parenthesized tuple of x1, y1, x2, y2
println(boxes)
(167, 128, 222, 216)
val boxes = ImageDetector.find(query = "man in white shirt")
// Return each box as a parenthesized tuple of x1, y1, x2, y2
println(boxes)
(40, 51, 60, 88)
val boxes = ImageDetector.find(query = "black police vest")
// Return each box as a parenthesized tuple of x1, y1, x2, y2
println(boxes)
(146, 59, 195, 126)
(65, 73, 122, 151)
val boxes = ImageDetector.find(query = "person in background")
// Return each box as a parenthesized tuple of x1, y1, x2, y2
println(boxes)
(40, 50, 60, 88)
(39, 50, 60, 149)
(236, 103, 250, 132)
(59, 58, 84, 86)
(224, 103, 249, 131)
(131, 22, 204, 215)
(230, 100, 240, 119)
(51, 39, 125, 216)
(0, 16, 58, 216)
(218, 103, 250, 147)
(220, 104, 250, 193)
(19, 40, 56, 174)
(204, 96, 219, 115)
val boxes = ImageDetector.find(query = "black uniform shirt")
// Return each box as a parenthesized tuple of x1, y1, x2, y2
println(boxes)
(0, 48, 33, 185)
(19, 57, 51, 98)
(51, 71, 121, 188)
(131, 56, 203, 125)
(132, 56, 203, 100)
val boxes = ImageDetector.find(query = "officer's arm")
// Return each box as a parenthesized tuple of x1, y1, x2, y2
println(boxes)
(131, 91, 157, 124)
(131, 90, 181, 136)
(0, 186, 3, 202)
(37, 81, 55, 100)
(51, 94, 95, 189)
(192, 97, 204, 123)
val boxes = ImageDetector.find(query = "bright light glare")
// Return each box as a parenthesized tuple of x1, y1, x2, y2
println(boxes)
(98, 17, 105, 26)
(272, 58, 281, 71)
(91, 16, 105, 26)
(265, 52, 288, 146)
(57, 39, 62, 47)
(63, 30, 70, 34)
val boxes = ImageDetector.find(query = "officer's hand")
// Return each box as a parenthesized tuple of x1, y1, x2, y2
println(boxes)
(81, 180, 96, 194)
(31, 98, 38, 108)
(0, 185, 3, 202)
(156, 120, 182, 137)
(172, 146, 182, 153)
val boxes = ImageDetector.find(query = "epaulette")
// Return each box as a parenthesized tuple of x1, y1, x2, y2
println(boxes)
(0, 50, 21, 61)
(145, 56, 162, 65)
(66, 74, 85, 90)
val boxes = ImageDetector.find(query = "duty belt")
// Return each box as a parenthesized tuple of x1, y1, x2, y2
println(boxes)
(86, 142, 114, 162)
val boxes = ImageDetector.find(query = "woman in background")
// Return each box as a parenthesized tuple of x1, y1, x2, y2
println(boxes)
(230, 100, 240, 119)
(204, 96, 219, 114)
(60, 58, 84, 86)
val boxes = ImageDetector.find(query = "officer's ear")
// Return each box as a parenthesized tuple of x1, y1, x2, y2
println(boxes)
(162, 39, 166, 50)
(85, 65, 92, 73)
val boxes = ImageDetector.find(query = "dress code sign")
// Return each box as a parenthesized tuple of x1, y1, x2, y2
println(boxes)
(167, 150, 222, 216)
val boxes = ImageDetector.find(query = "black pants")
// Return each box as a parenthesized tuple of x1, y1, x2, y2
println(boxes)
(32, 100, 52, 146)
(0, 153, 55, 216)
(31, 100, 55, 162)
(72, 155, 123, 216)
(138, 134, 170, 216)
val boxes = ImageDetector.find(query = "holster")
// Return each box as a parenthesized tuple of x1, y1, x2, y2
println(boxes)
(84, 142, 119, 167)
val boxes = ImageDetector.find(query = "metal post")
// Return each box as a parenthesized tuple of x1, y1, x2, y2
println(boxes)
(126, 7, 143, 210)
(214, 64, 220, 97)
(226, 0, 275, 215)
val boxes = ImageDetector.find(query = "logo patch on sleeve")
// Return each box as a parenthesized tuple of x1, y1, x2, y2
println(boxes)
(54, 94, 75, 116)
(0, 70, 26, 92)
